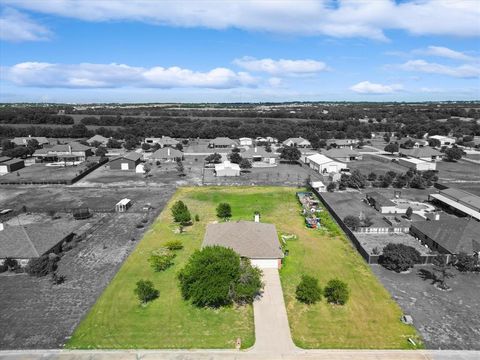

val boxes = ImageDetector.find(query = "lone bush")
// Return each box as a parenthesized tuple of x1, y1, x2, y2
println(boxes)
(296, 275, 322, 304)
(324, 279, 349, 305)
(26, 254, 59, 277)
(4, 258, 18, 271)
(134, 279, 159, 305)
(455, 252, 477, 272)
(380, 243, 421, 272)
(343, 215, 360, 229)
(149, 248, 176, 272)
(165, 240, 184, 251)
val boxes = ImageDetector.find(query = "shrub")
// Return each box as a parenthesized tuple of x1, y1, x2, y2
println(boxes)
(194, 214, 200, 222)
(4, 258, 18, 270)
(380, 243, 421, 272)
(51, 272, 65, 285)
(0, 264, 8, 273)
(455, 252, 477, 272)
(343, 215, 360, 229)
(165, 240, 183, 251)
(171, 200, 191, 230)
(296, 275, 322, 304)
(178, 246, 262, 307)
(149, 248, 176, 272)
(326, 182, 336, 192)
(324, 279, 349, 305)
(134, 279, 159, 305)
(216, 203, 232, 221)
(26, 254, 59, 277)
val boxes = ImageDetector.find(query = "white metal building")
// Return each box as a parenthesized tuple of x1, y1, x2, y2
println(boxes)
(398, 157, 436, 171)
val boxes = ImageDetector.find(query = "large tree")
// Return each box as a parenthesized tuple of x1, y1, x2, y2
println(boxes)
(384, 142, 399, 154)
(280, 146, 301, 161)
(444, 146, 463, 162)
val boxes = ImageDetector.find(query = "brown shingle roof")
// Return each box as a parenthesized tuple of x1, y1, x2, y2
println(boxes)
(202, 221, 284, 259)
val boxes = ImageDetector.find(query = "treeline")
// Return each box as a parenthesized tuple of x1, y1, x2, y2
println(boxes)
(0, 107, 74, 125)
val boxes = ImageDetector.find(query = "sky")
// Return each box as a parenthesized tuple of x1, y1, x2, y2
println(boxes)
(0, 0, 479, 103)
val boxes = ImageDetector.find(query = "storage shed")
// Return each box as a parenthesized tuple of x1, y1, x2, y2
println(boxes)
(115, 198, 132, 212)
(0, 158, 25, 174)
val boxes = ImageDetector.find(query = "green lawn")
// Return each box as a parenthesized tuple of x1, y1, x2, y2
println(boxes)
(68, 186, 421, 349)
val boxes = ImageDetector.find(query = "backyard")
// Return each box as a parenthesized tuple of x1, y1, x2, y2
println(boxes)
(67, 186, 420, 349)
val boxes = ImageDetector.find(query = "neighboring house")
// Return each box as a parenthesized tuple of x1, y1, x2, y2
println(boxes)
(87, 135, 109, 146)
(398, 137, 428, 149)
(322, 148, 362, 162)
(256, 136, 278, 144)
(202, 220, 284, 268)
(214, 161, 240, 176)
(326, 139, 359, 149)
(0, 222, 77, 267)
(305, 153, 347, 174)
(109, 152, 142, 171)
(282, 137, 311, 148)
(151, 147, 183, 162)
(429, 135, 456, 146)
(33, 142, 93, 163)
(239, 137, 253, 146)
(208, 137, 238, 148)
(365, 192, 398, 214)
(411, 218, 480, 256)
(12, 136, 49, 147)
(398, 147, 443, 162)
(429, 188, 480, 221)
(242, 146, 278, 165)
(398, 157, 436, 171)
(0, 158, 25, 174)
(144, 136, 179, 148)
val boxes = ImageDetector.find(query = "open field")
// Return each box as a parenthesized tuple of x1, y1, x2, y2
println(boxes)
(348, 155, 406, 175)
(68, 186, 419, 349)
(372, 265, 480, 350)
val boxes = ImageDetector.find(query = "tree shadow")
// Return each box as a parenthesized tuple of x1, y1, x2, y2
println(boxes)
(417, 268, 439, 285)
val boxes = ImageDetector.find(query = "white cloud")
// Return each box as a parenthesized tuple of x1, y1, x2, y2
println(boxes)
(0, 8, 51, 42)
(233, 57, 328, 76)
(350, 81, 403, 94)
(3, 62, 258, 89)
(267, 77, 283, 88)
(3, 0, 480, 40)
(416, 46, 474, 61)
(398, 60, 480, 78)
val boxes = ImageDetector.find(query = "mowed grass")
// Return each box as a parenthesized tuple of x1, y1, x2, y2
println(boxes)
(68, 186, 421, 349)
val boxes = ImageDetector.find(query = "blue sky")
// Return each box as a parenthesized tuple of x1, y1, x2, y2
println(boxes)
(0, 0, 479, 103)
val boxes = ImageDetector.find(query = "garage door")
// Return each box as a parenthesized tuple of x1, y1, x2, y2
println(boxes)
(121, 162, 129, 170)
(251, 259, 279, 269)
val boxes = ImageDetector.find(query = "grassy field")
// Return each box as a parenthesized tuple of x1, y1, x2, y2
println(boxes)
(68, 186, 421, 349)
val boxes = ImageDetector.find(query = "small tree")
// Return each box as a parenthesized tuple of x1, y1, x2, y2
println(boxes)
(141, 143, 151, 151)
(384, 142, 399, 154)
(239, 158, 252, 170)
(280, 146, 301, 162)
(380, 243, 421, 272)
(367, 172, 377, 181)
(454, 252, 477, 272)
(3, 258, 18, 271)
(95, 147, 107, 157)
(216, 203, 232, 221)
(229, 151, 242, 164)
(428, 138, 441, 148)
(25, 254, 59, 276)
(326, 182, 336, 192)
(405, 206, 413, 219)
(149, 248, 176, 271)
(444, 147, 463, 162)
(134, 279, 159, 305)
(176, 159, 185, 176)
(343, 215, 360, 229)
(205, 153, 222, 164)
(296, 275, 322, 304)
(171, 200, 191, 231)
(433, 255, 455, 290)
(324, 279, 349, 305)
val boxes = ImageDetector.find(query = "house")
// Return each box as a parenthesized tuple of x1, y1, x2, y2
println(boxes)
(242, 146, 278, 165)
(202, 221, 284, 268)
(322, 148, 362, 162)
(144, 136, 179, 148)
(411, 218, 480, 256)
(398, 137, 428, 149)
(33, 142, 93, 163)
(326, 139, 359, 149)
(398, 157, 436, 171)
(305, 153, 347, 174)
(429, 135, 456, 146)
(12, 136, 49, 147)
(208, 137, 238, 148)
(214, 161, 240, 177)
(399, 147, 443, 162)
(151, 147, 183, 162)
(87, 135, 109, 146)
(0, 222, 77, 267)
(109, 152, 142, 171)
(365, 192, 398, 214)
(0, 158, 25, 174)
(239, 137, 253, 146)
(282, 137, 311, 148)
(255, 136, 277, 144)
(429, 188, 480, 221)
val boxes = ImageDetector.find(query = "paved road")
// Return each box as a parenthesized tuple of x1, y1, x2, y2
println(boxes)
(251, 268, 298, 354)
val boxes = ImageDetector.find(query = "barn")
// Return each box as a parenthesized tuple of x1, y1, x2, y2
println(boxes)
(0, 158, 25, 174)
(109, 152, 142, 171)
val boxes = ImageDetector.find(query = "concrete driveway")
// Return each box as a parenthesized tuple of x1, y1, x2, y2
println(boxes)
(250, 268, 298, 354)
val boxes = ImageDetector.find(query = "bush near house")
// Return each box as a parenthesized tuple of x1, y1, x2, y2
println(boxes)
(324, 279, 349, 305)
(380, 243, 421, 273)
(296, 275, 322, 304)
(454, 252, 478, 272)
(26, 254, 59, 276)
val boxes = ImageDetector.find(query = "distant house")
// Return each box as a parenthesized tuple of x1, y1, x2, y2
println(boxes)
(398, 157, 436, 171)
(326, 139, 359, 149)
(151, 147, 183, 162)
(305, 153, 347, 174)
(411, 218, 480, 256)
(33, 142, 93, 163)
(429, 188, 480, 221)
(214, 161, 240, 176)
(109, 152, 142, 171)
(429, 135, 456, 146)
(0, 158, 25, 174)
(398, 137, 428, 149)
(282, 137, 311, 148)
(365, 192, 398, 214)
(202, 221, 284, 268)
(0, 223, 77, 267)
(322, 148, 362, 162)
(239, 137, 253, 146)
(242, 146, 278, 165)
(256, 136, 278, 144)
(399, 147, 443, 162)
(11, 136, 49, 147)
(144, 136, 179, 148)
(87, 135, 109, 146)
(208, 137, 238, 148)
